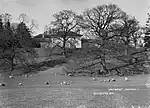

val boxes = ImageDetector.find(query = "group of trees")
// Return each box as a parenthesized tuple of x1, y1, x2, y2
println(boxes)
(44, 4, 149, 75)
(0, 3, 150, 75)
(0, 13, 39, 73)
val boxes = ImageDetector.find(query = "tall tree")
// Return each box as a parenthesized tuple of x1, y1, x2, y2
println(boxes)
(81, 4, 124, 74)
(45, 10, 82, 57)
(0, 13, 38, 74)
(19, 13, 39, 35)
(144, 13, 150, 48)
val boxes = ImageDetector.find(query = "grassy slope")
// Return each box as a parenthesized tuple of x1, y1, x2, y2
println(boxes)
(63, 47, 148, 76)
(1, 46, 147, 77)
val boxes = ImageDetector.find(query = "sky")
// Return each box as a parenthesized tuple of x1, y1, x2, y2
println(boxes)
(0, 0, 149, 35)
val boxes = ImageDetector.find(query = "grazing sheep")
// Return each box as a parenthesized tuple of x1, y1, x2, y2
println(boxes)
(18, 83, 22, 86)
(92, 77, 97, 81)
(146, 83, 150, 88)
(30, 74, 33, 76)
(68, 73, 73, 76)
(111, 78, 116, 82)
(60, 81, 68, 85)
(0, 83, 5, 86)
(103, 79, 107, 82)
(100, 80, 103, 82)
(9, 75, 13, 79)
(63, 81, 67, 85)
(45, 81, 49, 85)
(125, 77, 129, 81)
(24, 74, 28, 77)
(107, 79, 111, 82)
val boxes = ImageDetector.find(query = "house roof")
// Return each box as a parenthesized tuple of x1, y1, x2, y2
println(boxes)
(33, 34, 50, 38)
(55, 31, 82, 38)
(81, 38, 102, 44)
(33, 31, 82, 39)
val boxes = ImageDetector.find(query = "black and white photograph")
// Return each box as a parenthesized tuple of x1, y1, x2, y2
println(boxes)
(0, 0, 150, 107)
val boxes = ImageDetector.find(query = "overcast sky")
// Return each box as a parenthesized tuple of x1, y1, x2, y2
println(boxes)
(0, 0, 149, 35)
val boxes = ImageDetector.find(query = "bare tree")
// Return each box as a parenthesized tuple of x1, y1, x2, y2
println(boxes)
(45, 10, 82, 57)
(81, 4, 124, 74)
(19, 13, 39, 35)
(19, 13, 29, 23)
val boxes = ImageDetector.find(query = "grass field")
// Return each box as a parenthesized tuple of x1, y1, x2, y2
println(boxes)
(0, 66, 150, 108)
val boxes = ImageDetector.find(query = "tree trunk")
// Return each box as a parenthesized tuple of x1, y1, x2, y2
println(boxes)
(10, 57, 14, 72)
(134, 40, 137, 48)
(125, 38, 130, 55)
(99, 39, 110, 75)
(100, 57, 110, 75)
(63, 38, 67, 58)
(125, 45, 127, 55)
(125, 43, 129, 55)
(10, 49, 15, 74)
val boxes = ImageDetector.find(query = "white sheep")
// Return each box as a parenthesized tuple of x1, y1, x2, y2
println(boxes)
(92, 77, 97, 81)
(125, 77, 129, 81)
(9, 75, 13, 78)
(0, 83, 5, 86)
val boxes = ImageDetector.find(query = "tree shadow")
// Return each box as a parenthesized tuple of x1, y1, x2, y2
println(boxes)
(26, 58, 67, 74)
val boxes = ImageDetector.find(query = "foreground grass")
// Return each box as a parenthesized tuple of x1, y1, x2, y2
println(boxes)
(0, 87, 149, 108)
(0, 69, 150, 108)
(0, 86, 150, 108)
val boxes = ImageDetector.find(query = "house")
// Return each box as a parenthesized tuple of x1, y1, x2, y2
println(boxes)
(32, 34, 51, 48)
(33, 31, 83, 49)
(81, 38, 100, 48)
(33, 32, 83, 60)
(81, 38, 107, 49)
